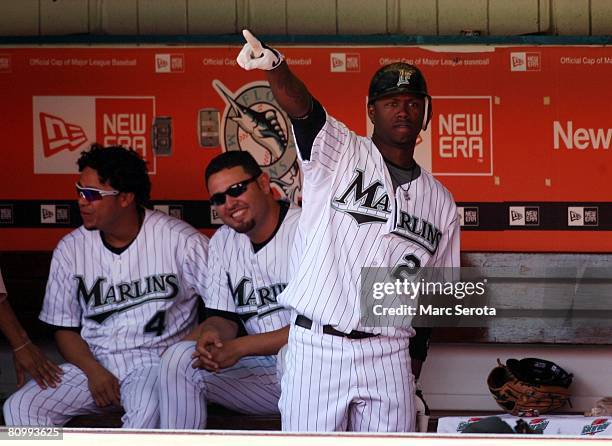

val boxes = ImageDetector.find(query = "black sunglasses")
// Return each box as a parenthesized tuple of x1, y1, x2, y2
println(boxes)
(210, 175, 259, 206)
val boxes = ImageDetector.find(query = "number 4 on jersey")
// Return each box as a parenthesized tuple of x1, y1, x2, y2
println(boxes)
(144, 310, 166, 336)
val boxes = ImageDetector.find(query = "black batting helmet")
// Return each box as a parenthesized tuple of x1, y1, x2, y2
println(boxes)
(368, 62, 432, 130)
(368, 62, 429, 104)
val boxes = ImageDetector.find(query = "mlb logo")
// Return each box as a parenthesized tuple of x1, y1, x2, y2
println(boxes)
(330, 53, 346, 72)
(0, 204, 14, 224)
(156, 54, 184, 73)
(458, 206, 479, 227)
(568, 206, 598, 226)
(0, 54, 11, 73)
(40, 205, 57, 224)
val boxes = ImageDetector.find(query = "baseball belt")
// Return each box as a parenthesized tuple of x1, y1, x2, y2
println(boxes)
(295, 315, 378, 340)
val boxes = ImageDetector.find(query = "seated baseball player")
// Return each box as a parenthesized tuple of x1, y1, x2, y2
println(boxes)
(158, 151, 301, 429)
(3, 144, 209, 428)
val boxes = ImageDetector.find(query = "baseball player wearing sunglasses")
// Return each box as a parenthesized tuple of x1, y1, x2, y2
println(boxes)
(4, 144, 209, 428)
(158, 150, 302, 429)
(75, 183, 120, 202)
(208, 175, 260, 206)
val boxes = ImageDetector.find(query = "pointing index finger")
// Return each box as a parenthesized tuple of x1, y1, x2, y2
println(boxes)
(242, 29, 263, 57)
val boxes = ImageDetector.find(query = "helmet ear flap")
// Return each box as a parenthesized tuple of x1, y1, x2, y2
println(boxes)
(422, 96, 432, 131)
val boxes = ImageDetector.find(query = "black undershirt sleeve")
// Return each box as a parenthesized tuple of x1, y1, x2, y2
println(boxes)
(41, 322, 81, 334)
(409, 327, 432, 361)
(203, 307, 247, 337)
(203, 307, 241, 325)
(289, 98, 326, 161)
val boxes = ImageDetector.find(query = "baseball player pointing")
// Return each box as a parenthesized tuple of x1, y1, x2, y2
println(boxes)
(237, 31, 460, 431)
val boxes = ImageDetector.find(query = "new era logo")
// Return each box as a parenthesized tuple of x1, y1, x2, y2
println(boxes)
(568, 207, 598, 226)
(56, 205, 70, 223)
(569, 210, 581, 222)
(154, 204, 183, 220)
(40, 204, 70, 224)
(0, 55, 11, 73)
(155, 54, 185, 73)
(510, 52, 541, 72)
(420, 96, 494, 176)
(210, 207, 223, 225)
(39, 112, 88, 157)
(0, 204, 13, 224)
(525, 207, 539, 225)
(41, 205, 56, 224)
(511, 209, 523, 222)
(509, 206, 539, 226)
(34, 96, 156, 174)
(330, 53, 360, 73)
(458, 207, 479, 227)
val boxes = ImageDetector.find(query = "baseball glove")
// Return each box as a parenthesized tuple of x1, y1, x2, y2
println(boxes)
(487, 358, 573, 416)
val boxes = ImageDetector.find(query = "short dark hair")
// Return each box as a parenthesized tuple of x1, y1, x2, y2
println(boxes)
(77, 144, 151, 207)
(205, 151, 263, 186)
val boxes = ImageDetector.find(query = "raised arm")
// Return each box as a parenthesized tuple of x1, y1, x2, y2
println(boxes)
(237, 30, 312, 119)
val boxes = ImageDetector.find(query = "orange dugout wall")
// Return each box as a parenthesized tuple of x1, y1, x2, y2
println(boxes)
(0, 45, 610, 252)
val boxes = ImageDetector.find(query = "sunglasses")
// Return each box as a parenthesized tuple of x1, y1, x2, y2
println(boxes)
(210, 175, 259, 206)
(76, 183, 120, 202)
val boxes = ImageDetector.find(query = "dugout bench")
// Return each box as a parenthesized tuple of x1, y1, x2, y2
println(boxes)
(1, 251, 609, 431)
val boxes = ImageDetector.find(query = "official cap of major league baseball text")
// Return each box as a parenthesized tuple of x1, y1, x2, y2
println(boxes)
(368, 63, 429, 104)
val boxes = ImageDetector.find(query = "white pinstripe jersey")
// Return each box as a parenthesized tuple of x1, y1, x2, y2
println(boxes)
(39, 209, 209, 357)
(205, 204, 302, 335)
(279, 114, 460, 337)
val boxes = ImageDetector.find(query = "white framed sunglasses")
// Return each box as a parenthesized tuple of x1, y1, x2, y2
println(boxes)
(76, 183, 120, 202)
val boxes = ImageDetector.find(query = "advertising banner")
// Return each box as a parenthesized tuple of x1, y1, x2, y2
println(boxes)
(0, 45, 610, 251)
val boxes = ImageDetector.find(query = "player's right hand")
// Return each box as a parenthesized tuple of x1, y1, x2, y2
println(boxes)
(236, 29, 283, 71)
(85, 365, 121, 407)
